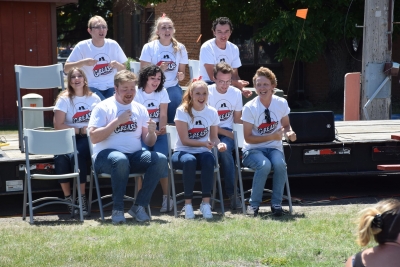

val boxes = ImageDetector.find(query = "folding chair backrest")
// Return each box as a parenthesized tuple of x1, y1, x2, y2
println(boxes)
(188, 59, 200, 80)
(233, 123, 245, 148)
(24, 128, 75, 155)
(15, 64, 65, 90)
(129, 61, 141, 77)
(166, 125, 178, 153)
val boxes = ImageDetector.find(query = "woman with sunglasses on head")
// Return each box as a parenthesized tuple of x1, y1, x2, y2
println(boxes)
(64, 15, 127, 100)
(139, 14, 188, 124)
(53, 67, 101, 216)
(241, 67, 296, 217)
(345, 198, 400, 267)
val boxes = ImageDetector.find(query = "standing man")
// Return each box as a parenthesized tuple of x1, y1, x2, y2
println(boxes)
(207, 62, 243, 210)
(88, 70, 168, 224)
(65, 15, 128, 100)
(200, 17, 252, 98)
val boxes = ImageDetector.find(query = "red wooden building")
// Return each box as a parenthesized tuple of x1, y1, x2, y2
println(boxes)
(0, 0, 77, 126)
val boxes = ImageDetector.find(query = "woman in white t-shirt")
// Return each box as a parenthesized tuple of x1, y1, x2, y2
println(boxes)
(53, 68, 101, 216)
(172, 80, 227, 219)
(134, 64, 173, 213)
(139, 14, 188, 124)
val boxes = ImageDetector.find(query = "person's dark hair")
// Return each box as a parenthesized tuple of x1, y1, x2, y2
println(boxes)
(213, 62, 233, 79)
(212, 17, 233, 32)
(138, 65, 165, 93)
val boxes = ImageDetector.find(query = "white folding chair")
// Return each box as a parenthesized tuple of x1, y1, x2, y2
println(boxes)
(15, 64, 65, 152)
(86, 132, 151, 221)
(232, 123, 293, 214)
(22, 128, 83, 224)
(130, 61, 141, 77)
(188, 59, 200, 80)
(166, 125, 225, 218)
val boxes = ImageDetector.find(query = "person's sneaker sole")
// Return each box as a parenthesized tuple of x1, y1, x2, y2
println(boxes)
(127, 209, 150, 222)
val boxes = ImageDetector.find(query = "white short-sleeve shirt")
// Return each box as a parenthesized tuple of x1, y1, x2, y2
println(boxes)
(134, 88, 170, 123)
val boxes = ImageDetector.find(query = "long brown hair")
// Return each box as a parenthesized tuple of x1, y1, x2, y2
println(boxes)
(149, 15, 181, 54)
(54, 68, 91, 104)
(181, 80, 208, 122)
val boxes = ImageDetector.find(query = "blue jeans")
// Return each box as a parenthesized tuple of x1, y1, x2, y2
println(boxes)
(54, 135, 90, 184)
(89, 87, 114, 101)
(141, 133, 168, 157)
(166, 84, 183, 124)
(242, 148, 287, 207)
(171, 151, 216, 199)
(94, 149, 168, 211)
(218, 128, 236, 196)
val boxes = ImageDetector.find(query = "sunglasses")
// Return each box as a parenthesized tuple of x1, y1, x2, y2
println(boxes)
(265, 109, 271, 123)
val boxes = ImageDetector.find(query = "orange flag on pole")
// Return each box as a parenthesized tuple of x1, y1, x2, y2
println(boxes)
(296, 8, 308, 19)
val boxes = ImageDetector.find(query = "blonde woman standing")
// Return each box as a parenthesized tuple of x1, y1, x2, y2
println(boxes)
(139, 14, 188, 124)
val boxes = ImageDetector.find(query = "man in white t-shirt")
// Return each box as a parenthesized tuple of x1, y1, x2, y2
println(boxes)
(88, 70, 168, 224)
(207, 62, 243, 210)
(200, 17, 252, 98)
(65, 15, 128, 100)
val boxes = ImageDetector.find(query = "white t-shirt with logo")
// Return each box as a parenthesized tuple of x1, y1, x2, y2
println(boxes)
(88, 97, 149, 160)
(139, 40, 189, 88)
(53, 94, 101, 128)
(199, 38, 242, 82)
(134, 88, 170, 123)
(208, 84, 243, 129)
(241, 95, 290, 153)
(174, 105, 220, 154)
(67, 39, 128, 91)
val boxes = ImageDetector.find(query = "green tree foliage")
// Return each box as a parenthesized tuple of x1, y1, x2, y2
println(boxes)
(57, 0, 114, 46)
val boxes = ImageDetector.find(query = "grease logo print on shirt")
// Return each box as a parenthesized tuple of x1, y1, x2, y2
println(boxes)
(143, 99, 160, 119)
(216, 100, 233, 121)
(188, 116, 209, 139)
(257, 111, 278, 135)
(92, 54, 113, 77)
(156, 52, 176, 71)
(73, 103, 91, 123)
(114, 110, 137, 133)
(217, 55, 228, 64)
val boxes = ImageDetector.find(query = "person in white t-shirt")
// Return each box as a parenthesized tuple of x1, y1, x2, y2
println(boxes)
(199, 17, 252, 98)
(172, 80, 227, 219)
(53, 68, 101, 216)
(241, 67, 296, 217)
(140, 14, 188, 124)
(88, 70, 168, 224)
(65, 15, 128, 101)
(134, 64, 173, 213)
(207, 62, 243, 210)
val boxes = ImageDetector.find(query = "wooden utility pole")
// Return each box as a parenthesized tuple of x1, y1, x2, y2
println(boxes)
(361, 0, 394, 120)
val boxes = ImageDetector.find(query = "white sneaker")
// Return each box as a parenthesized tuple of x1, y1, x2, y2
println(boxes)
(184, 204, 195, 219)
(200, 202, 213, 219)
(160, 195, 174, 212)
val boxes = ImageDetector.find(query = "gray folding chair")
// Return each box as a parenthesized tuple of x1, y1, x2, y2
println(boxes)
(22, 128, 83, 224)
(232, 123, 293, 214)
(15, 63, 65, 152)
(188, 59, 200, 80)
(166, 125, 225, 218)
(86, 132, 151, 221)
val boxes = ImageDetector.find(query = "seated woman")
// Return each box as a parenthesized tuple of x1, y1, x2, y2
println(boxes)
(345, 199, 400, 267)
(172, 80, 226, 219)
(53, 67, 101, 215)
(241, 67, 296, 217)
(134, 64, 173, 213)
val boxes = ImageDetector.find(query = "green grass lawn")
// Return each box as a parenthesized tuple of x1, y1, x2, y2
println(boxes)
(0, 205, 370, 267)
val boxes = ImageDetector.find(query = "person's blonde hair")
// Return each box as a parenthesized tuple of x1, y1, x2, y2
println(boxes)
(149, 15, 181, 54)
(114, 70, 137, 87)
(54, 68, 91, 104)
(88, 15, 107, 29)
(181, 80, 208, 121)
(253, 67, 277, 93)
(356, 199, 400, 246)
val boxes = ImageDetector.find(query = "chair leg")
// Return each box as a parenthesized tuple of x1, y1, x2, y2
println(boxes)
(93, 173, 104, 221)
(285, 177, 293, 214)
(27, 176, 34, 224)
(236, 169, 246, 214)
(75, 177, 84, 222)
(88, 171, 94, 216)
(169, 171, 178, 218)
(71, 178, 77, 218)
(216, 171, 225, 216)
(211, 174, 217, 210)
(22, 175, 28, 220)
